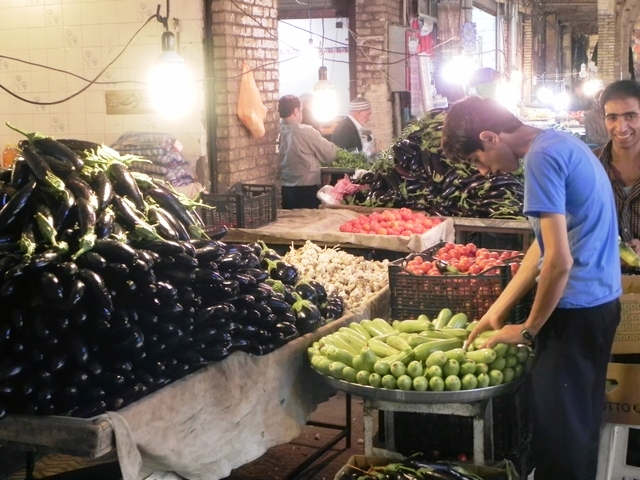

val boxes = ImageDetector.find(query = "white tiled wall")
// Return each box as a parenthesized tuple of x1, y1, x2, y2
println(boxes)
(0, 0, 206, 167)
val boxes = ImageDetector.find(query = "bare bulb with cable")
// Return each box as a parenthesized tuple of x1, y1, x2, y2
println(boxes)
(578, 63, 588, 79)
(148, 31, 195, 117)
(312, 66, 337, 123)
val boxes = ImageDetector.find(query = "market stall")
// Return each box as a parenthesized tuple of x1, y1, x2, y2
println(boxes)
(0, 130, 399, 480)
(319, 205, 533, 250)
(220, 208, 455, 253)
(0, 287, 390, 480)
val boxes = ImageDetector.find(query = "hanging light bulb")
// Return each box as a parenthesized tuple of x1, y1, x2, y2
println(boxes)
(148, 24, 194, 117)
(578, 63, 588, 79)
(312, 66, 337, 123)
(297, 37, 321, 69)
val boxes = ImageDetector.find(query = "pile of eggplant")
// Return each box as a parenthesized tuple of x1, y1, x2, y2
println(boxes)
(343, 109, 524, 219)
(0, 125, 338, 418)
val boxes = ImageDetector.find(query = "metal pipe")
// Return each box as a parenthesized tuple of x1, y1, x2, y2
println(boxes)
(509, 0, 518, 74)
(204, 0, 218, 193)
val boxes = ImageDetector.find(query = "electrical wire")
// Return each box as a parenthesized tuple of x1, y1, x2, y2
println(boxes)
(231, 0, 463, 71)
(0, 13, 160, 106)
(0, 55, 144, 86)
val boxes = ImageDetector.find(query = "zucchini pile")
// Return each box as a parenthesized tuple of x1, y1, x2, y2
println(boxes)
(309, 310, 532, 392)
(0, 126, 334, 418)
(339, 457, 492, 480)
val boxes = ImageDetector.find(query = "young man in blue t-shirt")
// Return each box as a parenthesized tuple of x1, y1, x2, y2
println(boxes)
(442, 96, 621, 480)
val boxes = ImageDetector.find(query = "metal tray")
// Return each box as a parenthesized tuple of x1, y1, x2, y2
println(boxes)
(315, 370, 523, 404)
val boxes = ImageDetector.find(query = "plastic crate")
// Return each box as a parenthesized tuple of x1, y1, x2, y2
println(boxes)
(391, 387, 533, 478)
(389, 243, 533, 322)
(199, 184, 277, 230)
(502, 435, 534, 479)
(491, 382, 532, 454)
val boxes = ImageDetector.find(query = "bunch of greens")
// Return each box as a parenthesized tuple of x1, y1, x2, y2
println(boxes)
(332, 148, 370, 170)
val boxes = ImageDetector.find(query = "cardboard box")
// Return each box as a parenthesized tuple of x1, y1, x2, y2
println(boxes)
(613, 276, 640, 354)
(333, 455, 518, 480)
(604, 362, 640, 426)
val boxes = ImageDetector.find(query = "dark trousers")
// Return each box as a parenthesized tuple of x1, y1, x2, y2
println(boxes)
(532, 298, 620, 480)
(281, 185, 320, 210)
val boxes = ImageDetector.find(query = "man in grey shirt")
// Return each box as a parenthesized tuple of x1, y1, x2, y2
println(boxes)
(584, 90, 610, 146)
(278, 95, 337, 209)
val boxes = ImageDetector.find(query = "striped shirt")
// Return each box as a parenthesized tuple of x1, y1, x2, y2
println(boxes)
(594, 141, 640, 242)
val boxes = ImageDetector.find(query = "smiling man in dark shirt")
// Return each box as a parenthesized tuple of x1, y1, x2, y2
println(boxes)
(594, 80, 640, 252)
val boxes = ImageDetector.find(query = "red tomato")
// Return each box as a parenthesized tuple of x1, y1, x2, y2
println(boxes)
(468, 264, 483, 275)
(439, 252, 451, 261)
(510, 263, 520, 276)
(445, 242, 456, 251)
(427, 269, 442, 276)
(458, 258, 471, 273)
(466, 243, 478, 255)
(449, 250, 461, 260)
(413, 256, 424, 265)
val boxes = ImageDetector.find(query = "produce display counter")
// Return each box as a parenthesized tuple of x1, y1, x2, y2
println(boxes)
(319, 205, 533, 250)
(0, 289, 390, 480)
(452, 217, 533, 250)
(222, 208, 455, 254)
(317, 375, 524, 466)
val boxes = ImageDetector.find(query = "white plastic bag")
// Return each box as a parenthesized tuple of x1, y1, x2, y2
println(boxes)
(317, 185, 342, 205)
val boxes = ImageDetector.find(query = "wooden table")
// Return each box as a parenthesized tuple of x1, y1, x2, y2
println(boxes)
(451, 217, 533, 250)
(319, 205, 533, 250)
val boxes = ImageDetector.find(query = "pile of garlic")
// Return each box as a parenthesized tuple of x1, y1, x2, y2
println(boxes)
(283, 240, 389, 310)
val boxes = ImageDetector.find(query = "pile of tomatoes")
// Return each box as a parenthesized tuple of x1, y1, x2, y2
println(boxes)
(339, 208, 442, 236)
(404, 242, 522, 276)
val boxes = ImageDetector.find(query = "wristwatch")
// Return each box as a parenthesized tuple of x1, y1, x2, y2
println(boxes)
(521, 328, 536, 342)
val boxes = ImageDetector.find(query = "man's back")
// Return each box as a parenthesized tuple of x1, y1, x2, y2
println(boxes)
(331, 116, 361, 151)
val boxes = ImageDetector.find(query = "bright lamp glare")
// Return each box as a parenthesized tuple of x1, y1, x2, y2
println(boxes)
(442, 56, 476, 85)
(536, 87, 554, 105)
(553, 92, 570, 112)
(313, 85, 337, 123)
(496, 80, 519, 111)
(313, 66, 337, 123)
(148, 51, 194, 117)
(583, 79, 604, 97)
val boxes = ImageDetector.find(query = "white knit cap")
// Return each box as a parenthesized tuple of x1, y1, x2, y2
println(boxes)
(349, 97, 371, 111)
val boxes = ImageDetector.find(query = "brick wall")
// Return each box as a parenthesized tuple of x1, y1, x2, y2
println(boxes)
(545, 13, 559, 77)
(354, 0, 402, 151)
(211, 0, 280, 192)
(597, 10, 616, 84)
